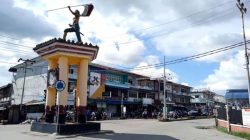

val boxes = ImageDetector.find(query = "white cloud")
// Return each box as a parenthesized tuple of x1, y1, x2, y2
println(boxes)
(83, 8, 147, 66)
(131, 55, 179, 82)
(181, 82, 189, 86)
(201, 50, 248, 92)
(153, 22, 244, 62)
(0, 57, 19, 86)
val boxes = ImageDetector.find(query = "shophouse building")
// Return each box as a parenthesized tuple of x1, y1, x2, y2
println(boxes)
(6, 56, 193, 119)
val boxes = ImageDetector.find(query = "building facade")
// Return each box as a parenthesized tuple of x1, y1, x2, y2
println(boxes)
(0, 83, 13, 109)
(190, 89, 215, 113)
(213, 94, 226, 108)
(225, 89, 249, 107)
(7, 56, 193, 118)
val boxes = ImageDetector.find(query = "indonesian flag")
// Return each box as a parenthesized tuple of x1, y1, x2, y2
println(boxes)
(81, 4, 94, 16)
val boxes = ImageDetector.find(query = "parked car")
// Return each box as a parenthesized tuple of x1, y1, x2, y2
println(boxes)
(181, 110, 188, 117)
(201, 111, 209, 116)
(188, 110, 199, 116)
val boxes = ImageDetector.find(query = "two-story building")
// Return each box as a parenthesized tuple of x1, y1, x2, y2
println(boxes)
(190, 89, 215, 113)
(7, 56, 193, 119)
(0, 83, 17, 123)
(213, 94, 226, 108)
(0, 83, 13, 109)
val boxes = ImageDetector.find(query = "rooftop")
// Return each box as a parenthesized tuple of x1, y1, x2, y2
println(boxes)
(33, 38, 98, 51)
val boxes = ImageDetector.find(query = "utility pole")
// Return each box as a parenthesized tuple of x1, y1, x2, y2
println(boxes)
(236, 0, 250, 105)
(163, 56, 166, 120)
(18, 58, 35, 113)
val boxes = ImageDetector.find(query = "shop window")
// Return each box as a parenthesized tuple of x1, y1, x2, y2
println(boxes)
(180, 98, 184, 103)
(147, 93, 155, 99)
(69, 69, 74, 74)
(128, 79, 133, 84)
(129, 91, 137, 98)
(181, 88, 186, 93)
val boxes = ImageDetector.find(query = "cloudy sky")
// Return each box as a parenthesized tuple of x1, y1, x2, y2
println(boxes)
(1, 0, 250, 95)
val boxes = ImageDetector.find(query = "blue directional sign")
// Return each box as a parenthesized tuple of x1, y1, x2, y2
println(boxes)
(55, 80, 66, 92)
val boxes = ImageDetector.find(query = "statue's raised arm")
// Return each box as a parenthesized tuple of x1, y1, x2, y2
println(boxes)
(68, 6, 74, 15)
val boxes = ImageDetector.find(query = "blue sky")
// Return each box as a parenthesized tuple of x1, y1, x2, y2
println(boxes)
(168, 61, 219, 86)
(0, 0, 250, 95)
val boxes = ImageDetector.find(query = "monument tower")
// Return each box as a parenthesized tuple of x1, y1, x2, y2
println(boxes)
(33, 38, 99, 124)
(31, 39, 100, 134)
(31, 4, 99, 134)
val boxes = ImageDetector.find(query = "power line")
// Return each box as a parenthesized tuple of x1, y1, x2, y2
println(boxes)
(0, 1, 243, 71)
(0, 40, 34, 48)
(0, 34, 36, 45)
(0, 1, 236, 49)
(133, 41, 245, 70)
(112, 8, 235, 46)
(0, 61, 18, 65)
(0, 8, 231, 52)
(129, 41, 248, 71)
(94, 60, 130, 69)
(0, 45, 34, 54)
(0, 1, 236, 60)
(2, 41, 248, 72)
(95, 0, 235, 39)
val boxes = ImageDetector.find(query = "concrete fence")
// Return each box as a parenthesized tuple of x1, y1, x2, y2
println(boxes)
(216, 106, 250, 134)
(217, 119, 250, 134)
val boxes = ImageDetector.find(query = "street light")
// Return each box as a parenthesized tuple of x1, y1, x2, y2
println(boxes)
(236, 0, 250, 105)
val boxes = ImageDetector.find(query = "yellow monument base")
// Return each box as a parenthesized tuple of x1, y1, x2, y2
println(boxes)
(33, 38, 99, 123)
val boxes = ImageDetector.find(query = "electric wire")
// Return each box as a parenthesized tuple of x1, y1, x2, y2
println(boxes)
(0, 1, 245, 71)
(0, 1, 236, 55)
(6, 40, 248, 76)
(130, 41, 247, 71)
(0, 1, 237, 49)
(0, 34, 36, 45)
(113, 8, 235, 46)
(90, 0, 235, 39)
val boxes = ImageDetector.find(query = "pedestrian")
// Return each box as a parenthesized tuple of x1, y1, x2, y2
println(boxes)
(91, 111, 96, 121)
(142, 109, 148, 119)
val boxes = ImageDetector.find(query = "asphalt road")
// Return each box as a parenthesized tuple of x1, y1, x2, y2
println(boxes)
(0, 118, 245, 140)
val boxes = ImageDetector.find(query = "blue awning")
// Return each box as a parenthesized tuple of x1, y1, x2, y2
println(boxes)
(101, 99, 141, 105)
(106, 84, 129, 89)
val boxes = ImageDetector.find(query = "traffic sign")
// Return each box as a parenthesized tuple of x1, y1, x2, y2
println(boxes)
(55, 80, 66, 92)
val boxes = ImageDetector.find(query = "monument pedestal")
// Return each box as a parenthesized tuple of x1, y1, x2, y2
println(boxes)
(76, 106, 86, 123)
(31, 122, 100, 134)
